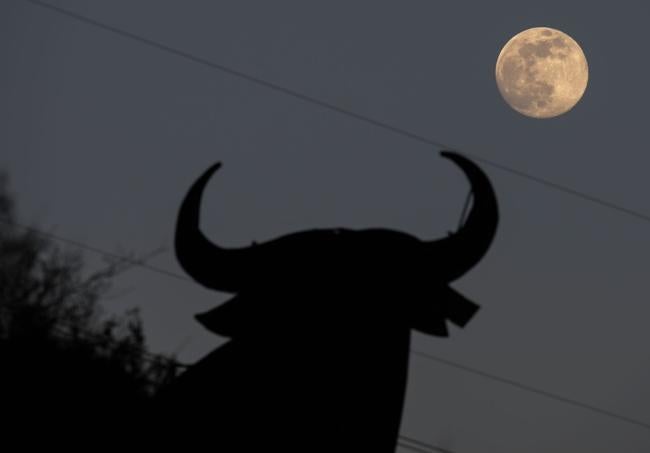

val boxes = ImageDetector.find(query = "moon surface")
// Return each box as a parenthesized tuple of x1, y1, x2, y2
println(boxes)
(495, 27, 588, 118)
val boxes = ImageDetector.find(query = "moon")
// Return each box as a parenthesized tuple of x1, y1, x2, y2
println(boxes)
(495, 27, 588, 118)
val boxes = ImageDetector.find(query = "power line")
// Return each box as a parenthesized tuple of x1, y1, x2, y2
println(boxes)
(465, 153, 650, 224)
(398, 440, 449, 453)
(400, 435, 457, 453)
(398, 443, 433, 453)
(23, 0, 447, 149)
(411, 349, 650, 431)
(22, 0, 650, 227)
(0, 217, 190, 283)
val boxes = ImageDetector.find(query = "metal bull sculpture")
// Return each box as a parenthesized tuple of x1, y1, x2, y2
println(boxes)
(154, 151, 499, 452)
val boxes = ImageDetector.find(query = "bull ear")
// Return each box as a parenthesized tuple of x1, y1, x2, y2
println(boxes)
(412, 317, 449, 337)
(195, 294, 248, 338)
(411, 294, 449, 337)
(441, 286, 480, 328)
(411, 286, 480, 336)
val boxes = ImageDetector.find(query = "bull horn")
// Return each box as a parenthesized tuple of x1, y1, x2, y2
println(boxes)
(427, 152, 499, 282)
(175, 163, 255, 293)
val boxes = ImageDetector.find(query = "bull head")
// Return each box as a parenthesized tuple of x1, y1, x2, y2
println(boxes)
(175, 151, 498, 338)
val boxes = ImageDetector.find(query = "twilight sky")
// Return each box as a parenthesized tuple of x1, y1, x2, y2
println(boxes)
(1, 0, 649, 451)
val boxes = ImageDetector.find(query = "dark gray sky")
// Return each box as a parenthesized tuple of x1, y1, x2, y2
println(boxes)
(2, 0, 649, 451)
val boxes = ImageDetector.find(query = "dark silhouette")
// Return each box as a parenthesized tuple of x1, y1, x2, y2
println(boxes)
(154, 151, 499, 452)
(0, 172, 177, 444)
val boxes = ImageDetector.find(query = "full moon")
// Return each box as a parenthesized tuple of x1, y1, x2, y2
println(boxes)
(495, 27, 588, 118)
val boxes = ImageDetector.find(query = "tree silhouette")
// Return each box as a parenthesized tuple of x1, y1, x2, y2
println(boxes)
(0, 171, 177, 443)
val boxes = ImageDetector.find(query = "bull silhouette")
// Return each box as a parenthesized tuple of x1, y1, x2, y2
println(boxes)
(154, 151, 498, 452)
